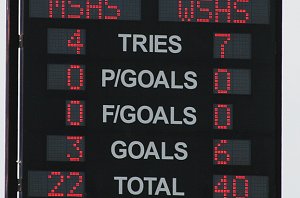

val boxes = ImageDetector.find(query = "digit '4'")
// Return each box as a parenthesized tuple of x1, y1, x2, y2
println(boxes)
(68, 29, 84, 55)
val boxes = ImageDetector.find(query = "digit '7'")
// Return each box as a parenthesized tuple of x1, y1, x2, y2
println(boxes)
(214, 33, 231, 59)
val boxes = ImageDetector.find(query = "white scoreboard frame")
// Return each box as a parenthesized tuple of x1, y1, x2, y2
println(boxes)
(0, 0, 299, 197)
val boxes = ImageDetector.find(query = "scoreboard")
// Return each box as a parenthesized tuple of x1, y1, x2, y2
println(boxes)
(21, 0, 281, 198)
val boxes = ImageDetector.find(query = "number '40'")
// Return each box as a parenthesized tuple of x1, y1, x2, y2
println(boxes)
(214, 175, 249, 198)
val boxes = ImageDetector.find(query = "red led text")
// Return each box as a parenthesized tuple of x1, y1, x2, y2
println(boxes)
(67, 65, 85, 90)
(214, 68, 231, 94)
(68, 29, 84, 55)
(214, 104, 232, 130)
(178, 0, 250, 23)
(67, 136, 84, 162)
(214, 175, 249, 198)
(214, 140, 230, 165)
(66, 100, 85, 126)
(49, 0, 121, 20)
(214, 33, 231, 59)
(48, 171, 84, 197)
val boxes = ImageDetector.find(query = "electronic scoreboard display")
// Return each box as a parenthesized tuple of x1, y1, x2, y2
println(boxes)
(21, 0, 281, 198)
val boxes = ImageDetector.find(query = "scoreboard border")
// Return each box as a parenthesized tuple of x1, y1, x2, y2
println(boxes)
(6, 0, 283, 198)
(275, 0, 282, 197)
(6, 0, 19, 197)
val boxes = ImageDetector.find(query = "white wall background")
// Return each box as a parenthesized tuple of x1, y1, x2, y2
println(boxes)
(282, 0, 300, 197)
(0, 0, 299, 197)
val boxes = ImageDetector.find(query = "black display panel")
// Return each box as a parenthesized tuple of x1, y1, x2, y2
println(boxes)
(47, 64, 86, 90)
(213, 33, 251, 59)
(213, 139, 251, 165)
(213, 68, 251, 95)
(48, 29, 86, 55)
(28, 171, 85, 197)
(47, 136, 85, 162)
(213, 175, 268, 198)
(21, 0, 281, 198)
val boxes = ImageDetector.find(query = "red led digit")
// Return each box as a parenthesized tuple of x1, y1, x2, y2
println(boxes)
(67, 29, 84, 55)
(196, 0, 213, 22)
(214, 104, 232, 130)
(178, 0, 195, 22)
(215, 0, 231, 23)
(49, 0, 66, 18)
(233, 176, 249, 198)
(214, 175, 230, 197)
(214, 140, 231, 165)
(214, 175, 249, 198)
(66, 100, 85, 126)
(215, 33, 231, 58)
(66, 172, 84, 197)
(104, 0, 121, 20)
(67, 65, 84, 90)
(48, 172, 65, 197)
(214, 68, 231, 94)
(66, 136, 84, 162)
(233, 0, 250, 24)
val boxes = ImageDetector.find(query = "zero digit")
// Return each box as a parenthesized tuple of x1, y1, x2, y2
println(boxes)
(66, 100, 85, 126)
